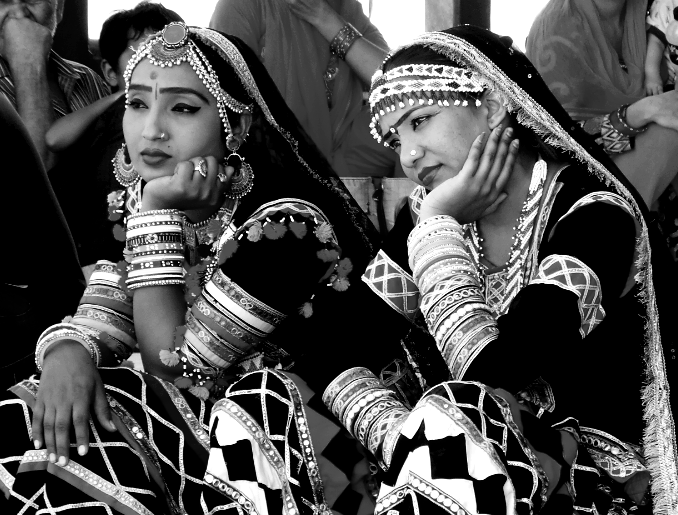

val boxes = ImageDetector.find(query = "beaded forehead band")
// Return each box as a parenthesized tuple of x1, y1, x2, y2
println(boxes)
(124, 22, 254, 137)
(369, 63, 485, 144)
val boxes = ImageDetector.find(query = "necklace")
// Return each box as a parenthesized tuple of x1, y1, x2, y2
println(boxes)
(467, 157, 547, 314)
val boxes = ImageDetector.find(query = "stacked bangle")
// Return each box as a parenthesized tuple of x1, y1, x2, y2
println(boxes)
(125, 210, 186, 290)
(35, 324, 101, 372)
(408, 215, 498, 378)
(329, 23, 362, 60)
(322, 367, 409, 468)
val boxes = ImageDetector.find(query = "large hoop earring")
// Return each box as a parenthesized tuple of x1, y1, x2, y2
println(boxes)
(223, 134, 254, 200)
(112, 143, 140, 187)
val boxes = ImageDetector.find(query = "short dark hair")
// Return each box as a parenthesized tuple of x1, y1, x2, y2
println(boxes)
(99, 1, 183, 71)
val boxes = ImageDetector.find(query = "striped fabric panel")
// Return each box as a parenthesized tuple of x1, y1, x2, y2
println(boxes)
(0, 51, 109, 117)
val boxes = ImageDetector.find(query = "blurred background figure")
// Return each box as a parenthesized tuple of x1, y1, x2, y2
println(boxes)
(210, 0, 413, 236)
(0, 0, 109, 169)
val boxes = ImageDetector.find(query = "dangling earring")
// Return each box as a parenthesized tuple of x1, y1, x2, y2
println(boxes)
(112, 143, 140, 187)
(223, 134, 254, 200)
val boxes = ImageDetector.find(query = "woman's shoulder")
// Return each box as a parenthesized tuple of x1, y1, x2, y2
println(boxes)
(548, 163, 636, 225)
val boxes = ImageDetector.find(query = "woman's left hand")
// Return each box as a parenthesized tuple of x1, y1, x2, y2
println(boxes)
(281, 0, 333, 26)
(419, 125, 519, 224)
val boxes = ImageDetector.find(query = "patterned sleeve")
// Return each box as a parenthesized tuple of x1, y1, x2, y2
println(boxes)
(175, 201, 351, 394)
(409, 194, 637, 393)
(35, 261, 137, 368)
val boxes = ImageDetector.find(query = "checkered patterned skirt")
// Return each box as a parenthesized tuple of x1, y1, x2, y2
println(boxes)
(0, 368, 375, 515)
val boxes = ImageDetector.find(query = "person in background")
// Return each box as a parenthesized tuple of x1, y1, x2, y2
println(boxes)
(645, 0, 678, 95)
(526, 0, 678, 209)
(46, 2, 183, 273)
(0, 0, 109, 169)
(210, 0, 414, 236)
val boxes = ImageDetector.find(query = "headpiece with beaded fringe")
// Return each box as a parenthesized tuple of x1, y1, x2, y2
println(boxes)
(368, 62, 485, 145)
(123, 22, 254, 139)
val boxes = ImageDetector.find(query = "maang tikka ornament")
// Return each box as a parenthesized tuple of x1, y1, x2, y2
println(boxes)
(223, 134, 254, 199)
(112, 143, 140, 187)
(123, 21, 254, 163)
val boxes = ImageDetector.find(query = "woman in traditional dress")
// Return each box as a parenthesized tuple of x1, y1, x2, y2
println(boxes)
(322, 25, 676, 514)
(0, 22, 438, 514)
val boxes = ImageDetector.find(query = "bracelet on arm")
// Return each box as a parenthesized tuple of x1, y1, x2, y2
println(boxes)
(125, 210, 186, 290)
(323, 367, 409, 469)
(408, 216, 498, 379)
(610, 104, 648, 137)
(329, 23, 362, 60)
(35, 324, 102, 372)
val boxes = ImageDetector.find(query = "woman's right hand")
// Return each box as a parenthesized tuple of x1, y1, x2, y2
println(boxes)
(32, 340, 116, 466)
(141, 156, 233, 212)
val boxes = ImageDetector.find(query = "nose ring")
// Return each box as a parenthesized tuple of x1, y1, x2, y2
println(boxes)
(410, 149, 417, 156)
(160, 132, 167, 140)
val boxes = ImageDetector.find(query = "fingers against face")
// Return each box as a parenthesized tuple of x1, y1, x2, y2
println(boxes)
(485, 127, 516, 195)
(460, 132, 486, 180)
(475, 125, 503, 182)
(496, 139, 519, 194)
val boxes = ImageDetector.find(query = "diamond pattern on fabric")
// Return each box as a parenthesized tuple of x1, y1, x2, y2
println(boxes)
(530, 254, 605, 337)
(408, 186, 427, 226)
(362, 249, 420, 321)
(599, 116, 632, 154)
(378, 383, 549, 515)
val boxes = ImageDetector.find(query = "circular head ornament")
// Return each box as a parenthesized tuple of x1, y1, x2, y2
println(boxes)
(162, 22, 189, 49)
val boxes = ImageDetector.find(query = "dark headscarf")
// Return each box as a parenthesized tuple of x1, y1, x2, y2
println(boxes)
(373, 25, 676, 511)
(159, 28, 427, 400)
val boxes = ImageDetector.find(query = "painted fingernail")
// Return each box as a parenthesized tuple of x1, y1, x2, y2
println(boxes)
(33, 440, 41, 450)
(57, 456, 67, 467)
(505, 127, 513, 137)
(495, 124, 503, 134)
(512, 139, 520, 148)
(78, 445, 87, 456)
(49, 453, 56, 463)
(477, 132, 485, 141)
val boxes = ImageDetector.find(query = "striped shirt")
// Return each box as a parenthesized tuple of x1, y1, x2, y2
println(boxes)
(0, 50, 110, 118)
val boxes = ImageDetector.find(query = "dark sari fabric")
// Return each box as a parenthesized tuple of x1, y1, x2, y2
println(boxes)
(362, 25, 675, 514)
(1, 369, 210, 514)
(0, 28, 429, 515)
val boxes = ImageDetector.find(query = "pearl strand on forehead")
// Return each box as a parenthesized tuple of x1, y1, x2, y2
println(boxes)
(122, 22, 252, 139)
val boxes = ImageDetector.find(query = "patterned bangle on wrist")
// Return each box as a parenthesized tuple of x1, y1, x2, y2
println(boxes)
(612, 104, 648, 136)
(329, 23, 362, 60)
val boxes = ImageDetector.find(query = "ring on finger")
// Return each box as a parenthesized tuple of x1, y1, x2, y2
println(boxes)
(194, 159, 208, 178)
(217, 172, 229, 183)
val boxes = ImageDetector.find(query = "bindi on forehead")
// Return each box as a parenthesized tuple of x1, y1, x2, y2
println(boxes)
(150, 71, 158, 80)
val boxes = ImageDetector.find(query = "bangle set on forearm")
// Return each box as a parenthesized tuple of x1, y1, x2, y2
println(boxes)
(408, 215, 498, 378)
(125, 210, 186, 290)
(322, 367, 409, 468)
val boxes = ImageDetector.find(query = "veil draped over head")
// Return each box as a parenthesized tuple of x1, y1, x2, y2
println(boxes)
(153, 28, 424, 398)
(376, 25, 676, 513)
(188, 27, 380, 260)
